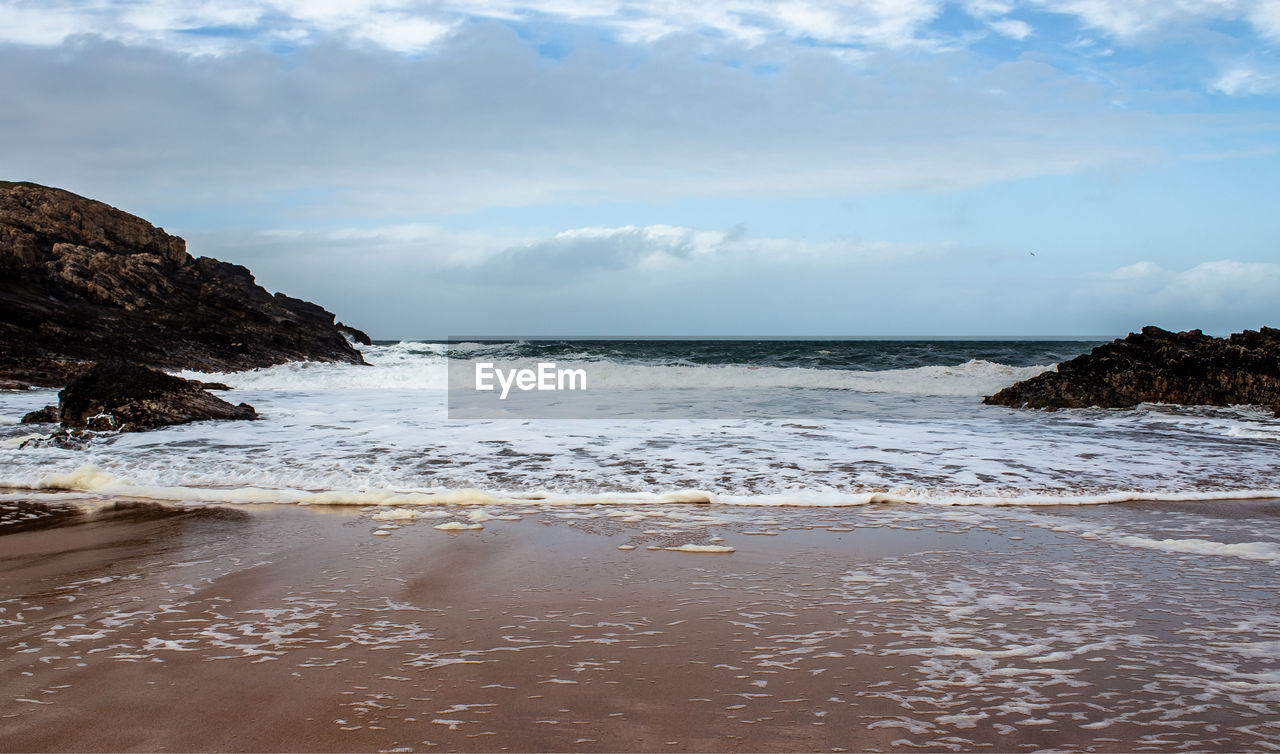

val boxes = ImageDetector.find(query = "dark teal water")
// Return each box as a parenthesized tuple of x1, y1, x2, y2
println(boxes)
(419, 338, 1103, 370)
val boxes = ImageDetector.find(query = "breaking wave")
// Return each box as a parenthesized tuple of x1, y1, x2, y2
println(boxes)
(177, 342, 1050, 397)
(3, 339, 1278, 509)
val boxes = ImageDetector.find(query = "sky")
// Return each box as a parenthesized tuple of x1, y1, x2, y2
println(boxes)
(2, 1, 1278, 338)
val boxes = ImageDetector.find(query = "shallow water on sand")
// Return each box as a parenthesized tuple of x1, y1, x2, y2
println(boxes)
(1, 497, 1277, 751)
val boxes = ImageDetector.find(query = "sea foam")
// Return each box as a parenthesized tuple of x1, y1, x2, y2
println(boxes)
(4, 341, 1280, 509)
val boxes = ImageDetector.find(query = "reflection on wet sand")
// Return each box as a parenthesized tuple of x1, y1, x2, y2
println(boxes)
(1, 497, 1277, 751)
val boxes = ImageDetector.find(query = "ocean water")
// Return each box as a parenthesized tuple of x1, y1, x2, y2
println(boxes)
(3, 340, 1280, 750)
(2, 339, 1280, 507)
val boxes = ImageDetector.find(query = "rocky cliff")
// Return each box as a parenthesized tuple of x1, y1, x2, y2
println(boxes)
(985, 326, 1280, 415)
(0, 181, 370, 386)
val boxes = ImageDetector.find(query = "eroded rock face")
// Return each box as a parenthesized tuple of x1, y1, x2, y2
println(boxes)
(985, 326, 1280, 415)
(0, 181, 371, 386)
(57, 362, 256, 432)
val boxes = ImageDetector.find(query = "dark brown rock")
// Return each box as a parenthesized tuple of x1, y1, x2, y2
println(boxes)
(20, 404, 58, 423)
(985, 326, 1280, 415)
(58, 362, 257, 432)
(0, 182, 370, 386)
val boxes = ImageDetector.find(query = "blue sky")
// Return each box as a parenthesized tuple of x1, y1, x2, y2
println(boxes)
(2, 0, 1278, 337)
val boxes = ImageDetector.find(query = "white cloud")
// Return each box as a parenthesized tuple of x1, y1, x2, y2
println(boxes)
(1034, 0, 1230, 38)
(964, 0, 1033, 39)
(0, 0, 949, 53)
(1089, 260, 1280, 323)
(1212, 65, 1278, 94)
(0, 4, 75, 45)
(989, 18, 1033, 38)
(4, 0, 1280, 56)
(1, 0, 1277, 104)
(1249, 0, 1280, 38)
(1032, 0, 1280, 42)
(1157, 260, 1280, 308)
(351, 14, 457, 53)
(1105, 260, 1166, 280)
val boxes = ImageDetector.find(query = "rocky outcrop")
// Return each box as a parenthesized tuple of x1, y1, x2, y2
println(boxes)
(985, 326, 1280, 415)
(55, 362, 256, 432)
(20, 405, 58, 424)
(0, 181, 370, 387)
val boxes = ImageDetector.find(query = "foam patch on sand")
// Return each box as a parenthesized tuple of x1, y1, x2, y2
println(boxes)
(372, 508, 452, 521)
(666, 544, 735, 553)
(1113, 535, 1280, 562)
(1021, 515, 1280, 564)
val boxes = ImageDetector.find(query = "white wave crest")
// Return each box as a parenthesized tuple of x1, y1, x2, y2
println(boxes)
(18, 463, 1280, 511)
(178, 342, 1050, 397)
(535, 358, 1050, 396)
(1226, 425, 1280, 441)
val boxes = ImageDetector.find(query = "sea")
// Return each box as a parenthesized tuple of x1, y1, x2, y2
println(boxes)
(2, 338, 1280, 506)
(3, 339, 1280, 751)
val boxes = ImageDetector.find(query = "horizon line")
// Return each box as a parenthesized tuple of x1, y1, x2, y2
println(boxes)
(371, 335, 1125, 342)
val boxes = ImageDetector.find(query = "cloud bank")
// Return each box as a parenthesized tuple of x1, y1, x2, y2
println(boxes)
(0, 28, 1168, 218)
(1096, 260, 1280, 316)
(187, 220, 1279, 337)
(7, 0, 1280, 53)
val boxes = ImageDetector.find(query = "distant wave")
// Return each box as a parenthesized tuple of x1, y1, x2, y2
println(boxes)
(538, 359, 1050, 396)
(177, 342, 1052, 397)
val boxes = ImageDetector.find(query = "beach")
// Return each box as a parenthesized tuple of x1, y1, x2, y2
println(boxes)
(3, 494, 1277, 752)
(6, 2, 1280, 750)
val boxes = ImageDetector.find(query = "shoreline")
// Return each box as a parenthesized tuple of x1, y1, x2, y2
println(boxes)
(8, 467, 1280, 509)
(2, 496, 1278, 751)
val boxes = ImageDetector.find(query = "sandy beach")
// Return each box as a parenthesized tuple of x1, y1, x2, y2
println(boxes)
(6, 0, 1280, 751)
(2, 495, 1277, 752)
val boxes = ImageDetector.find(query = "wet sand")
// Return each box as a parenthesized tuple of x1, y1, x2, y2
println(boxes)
(1, 496, 1278, 752)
